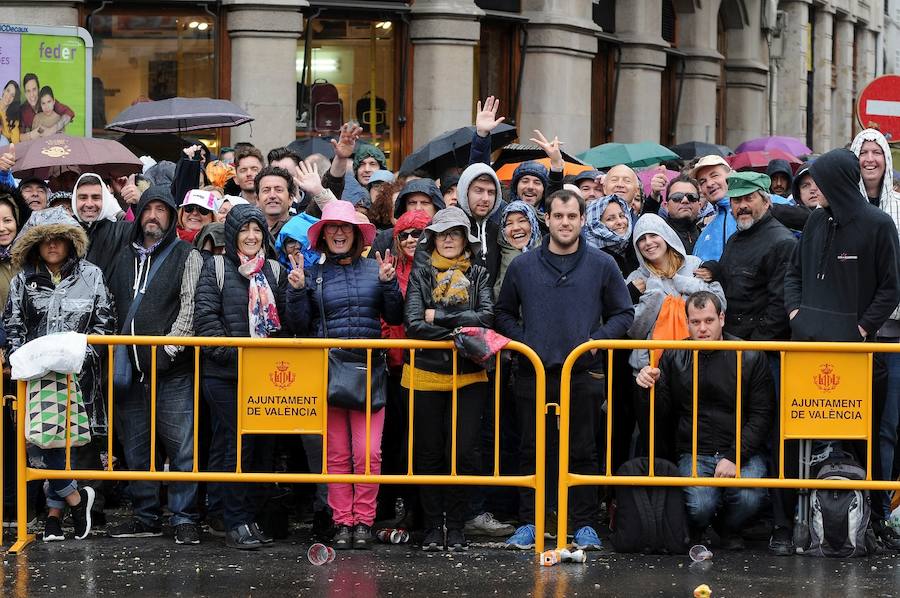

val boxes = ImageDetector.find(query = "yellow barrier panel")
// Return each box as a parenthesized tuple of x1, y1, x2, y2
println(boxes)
(8, 335, 547, 554)
(556, 338, 900, 550)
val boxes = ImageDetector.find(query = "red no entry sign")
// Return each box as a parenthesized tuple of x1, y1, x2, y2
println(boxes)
(857, 75, 900, 142)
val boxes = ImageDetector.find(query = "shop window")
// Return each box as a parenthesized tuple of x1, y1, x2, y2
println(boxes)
(89, 9, 217, 148)
(296, 18, 395, 163)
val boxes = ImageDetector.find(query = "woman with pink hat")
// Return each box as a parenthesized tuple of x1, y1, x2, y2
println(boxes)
(287, 200, 404, 549)
(177, 189, 217, 243)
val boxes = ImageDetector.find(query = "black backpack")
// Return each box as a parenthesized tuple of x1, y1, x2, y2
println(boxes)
(805, 452, 877, 557)
(610, 457, 690, 554)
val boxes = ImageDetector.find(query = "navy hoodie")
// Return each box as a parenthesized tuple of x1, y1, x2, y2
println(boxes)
(784, 149, 900, 341)
(494, 236, 634, 373)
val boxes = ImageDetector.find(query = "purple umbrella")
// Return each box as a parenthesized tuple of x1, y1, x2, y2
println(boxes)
(637, 168, 680, 201)
(735, 136, 812, 156)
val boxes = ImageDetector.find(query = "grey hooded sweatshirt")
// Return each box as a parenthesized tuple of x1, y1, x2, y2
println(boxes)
(625, 213, 726, 372)
(457, 162, 504, 283)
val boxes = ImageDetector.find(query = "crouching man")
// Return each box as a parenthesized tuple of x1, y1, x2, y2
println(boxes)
(636, 291, 774, 549)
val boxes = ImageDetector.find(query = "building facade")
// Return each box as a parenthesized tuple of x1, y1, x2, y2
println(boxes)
(0, 0, 886, 164)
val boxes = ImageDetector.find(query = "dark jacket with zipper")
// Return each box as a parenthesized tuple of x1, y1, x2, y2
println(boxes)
(784, 149, 900, 341)
(194, 204, 290, 381)
(709, 211, 796, 340)
(645, 333, 773, 463)
(108, 186, 193, 380)
(404, 260, 493, 376)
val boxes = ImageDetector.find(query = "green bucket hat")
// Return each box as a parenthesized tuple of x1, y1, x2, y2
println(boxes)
(726, 171, 771, 198)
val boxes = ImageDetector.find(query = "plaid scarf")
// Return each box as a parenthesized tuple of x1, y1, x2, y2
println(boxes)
(238, 251, 282, 338)
(430, 251, 471, 306)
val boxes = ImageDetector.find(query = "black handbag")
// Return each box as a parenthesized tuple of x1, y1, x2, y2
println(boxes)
(317, 264, 387, 412)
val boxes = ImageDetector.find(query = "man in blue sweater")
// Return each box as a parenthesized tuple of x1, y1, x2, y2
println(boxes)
(495, 189, 634, 550)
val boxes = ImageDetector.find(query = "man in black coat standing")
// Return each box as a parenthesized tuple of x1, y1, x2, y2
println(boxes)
(784, 148, 900, 552)
(105, 185, 200, 545)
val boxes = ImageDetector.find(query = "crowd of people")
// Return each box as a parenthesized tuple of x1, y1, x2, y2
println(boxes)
(0, 96, 898, 556)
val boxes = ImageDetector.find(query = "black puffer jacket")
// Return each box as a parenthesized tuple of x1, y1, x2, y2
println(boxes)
(287, 256, 404, 338)
(404, 259, 493, 376)
(107, 185, 193, 379)
(643, 334, 773, 463)
(194, 204, 290, 381)
(785, 149, 900, 340)
(711, 211, 797, 340)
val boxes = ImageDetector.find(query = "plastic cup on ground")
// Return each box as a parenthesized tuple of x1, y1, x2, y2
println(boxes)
(308, 543, 332, 565)
(688, 544, 713, 562)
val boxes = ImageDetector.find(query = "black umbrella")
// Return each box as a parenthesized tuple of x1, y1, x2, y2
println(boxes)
(116, 132, 193, 163)
(669, 141, 734, 160)
(106, 97, 253, 134)
(490, 142, 586, 170)
(399, 124, 517, 178)
(288, 137, 336, 160)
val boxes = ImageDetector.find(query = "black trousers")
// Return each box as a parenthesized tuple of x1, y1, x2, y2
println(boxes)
(516, 369, 603, 531)
(412, 383, 486, 530)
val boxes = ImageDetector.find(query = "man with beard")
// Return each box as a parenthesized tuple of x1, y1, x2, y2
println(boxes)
(495, 189, 634, 551)
(698, 172, 796, 342)
(106, 185, 200, 545)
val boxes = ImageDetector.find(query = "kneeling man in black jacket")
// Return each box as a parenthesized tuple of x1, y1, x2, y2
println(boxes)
(636, 290, 774, 550)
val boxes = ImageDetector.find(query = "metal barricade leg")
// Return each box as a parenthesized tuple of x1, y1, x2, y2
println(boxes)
(10, 381, 34, 553)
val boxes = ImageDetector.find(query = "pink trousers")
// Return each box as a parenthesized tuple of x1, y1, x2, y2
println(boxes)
(326, 406, 385, 526)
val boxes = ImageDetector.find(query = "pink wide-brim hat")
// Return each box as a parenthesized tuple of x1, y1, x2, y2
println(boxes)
(307, 200, 377, 249)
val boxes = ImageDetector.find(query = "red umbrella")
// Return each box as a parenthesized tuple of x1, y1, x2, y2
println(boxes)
(0, 134, 143, 180)
(726, 149, 802, 173)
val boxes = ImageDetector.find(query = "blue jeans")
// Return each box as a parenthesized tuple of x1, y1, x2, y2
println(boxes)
(116, 373, 198, 526)
(677, 453, 767, 531)
(33, 448, 78, 510)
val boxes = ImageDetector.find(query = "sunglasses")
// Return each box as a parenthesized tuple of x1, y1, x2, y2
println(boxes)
(398, 229, 423, 241)
(183, 204, 213, 216)
(668, 192, 700, 204)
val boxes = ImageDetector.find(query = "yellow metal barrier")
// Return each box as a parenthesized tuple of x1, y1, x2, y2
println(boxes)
(556, 339, 900, 549)
(8, 335, 547, 554)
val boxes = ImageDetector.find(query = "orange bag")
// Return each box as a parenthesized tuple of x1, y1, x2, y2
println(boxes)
(651, 294, 690, 363)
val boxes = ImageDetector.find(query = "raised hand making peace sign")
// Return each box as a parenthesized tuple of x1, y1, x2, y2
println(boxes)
(375, 249, 396, 282)
(287, 253, 306, 289)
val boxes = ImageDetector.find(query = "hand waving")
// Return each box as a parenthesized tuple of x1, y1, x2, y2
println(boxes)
(287, 253, 306, 289)
(375, 249, 396, 282)
(296, 161, 325, 197)
(331, 122, 364, 160)
(530, 129, 564, 171)
(475, 96, 505, 138)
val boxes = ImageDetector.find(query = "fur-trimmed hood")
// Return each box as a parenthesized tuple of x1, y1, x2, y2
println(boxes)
(11, 207, 88, 269)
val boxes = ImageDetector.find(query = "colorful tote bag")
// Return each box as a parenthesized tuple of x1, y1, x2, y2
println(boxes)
(25, 372, 91, 449)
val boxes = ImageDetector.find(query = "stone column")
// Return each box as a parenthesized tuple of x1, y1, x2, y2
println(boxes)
(674, 2, 723, 143)
(855, 25, 877, 120)
(831, 16, 855, 145)
(2, 1, 81, 26)
(810, 8, 834, 152)
(613, 0, 667, 144)
(517, 0, 599, 151)
(774, 0, 810, 140)
(723, 0, 769, 148)
(225, 0, 306, 151)
(409, 0, 483, 149)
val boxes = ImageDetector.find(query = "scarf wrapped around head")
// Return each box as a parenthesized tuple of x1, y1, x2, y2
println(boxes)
(583, 194, 633, 256)
(430, 251, 471, 306)
(238, 251, 282, 338)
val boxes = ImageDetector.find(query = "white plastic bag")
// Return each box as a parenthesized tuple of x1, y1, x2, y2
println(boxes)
(10, 332, 88, 381)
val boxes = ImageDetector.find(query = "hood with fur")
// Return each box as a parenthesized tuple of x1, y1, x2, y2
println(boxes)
(11, 206, 88, 269)
(71, 172, 120, 224)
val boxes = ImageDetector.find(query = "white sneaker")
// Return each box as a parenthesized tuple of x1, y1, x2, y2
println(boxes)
(464, 512, 515, 537)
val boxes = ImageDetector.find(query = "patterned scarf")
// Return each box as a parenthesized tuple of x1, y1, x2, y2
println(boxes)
(430, 251, 471, 306)
(238, 251, 281, 338)
(0, 244, 11, 263)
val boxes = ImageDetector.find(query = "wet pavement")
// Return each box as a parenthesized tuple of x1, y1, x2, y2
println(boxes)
(2, 523, 899, 597)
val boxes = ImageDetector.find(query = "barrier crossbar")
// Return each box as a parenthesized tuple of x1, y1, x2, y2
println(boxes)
(5, 335, 547, 554)
(556, 338, 900, 549)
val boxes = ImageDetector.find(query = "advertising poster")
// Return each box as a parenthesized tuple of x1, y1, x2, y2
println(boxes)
(0, 24, 92, 144)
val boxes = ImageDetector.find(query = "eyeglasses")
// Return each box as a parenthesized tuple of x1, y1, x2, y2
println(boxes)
(182, 204, 212, 216)
(668, 192, 700, 204)
(398, 229, 423, 241)
(436, 229, 465, 240)
(324, 223, 354, 234)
